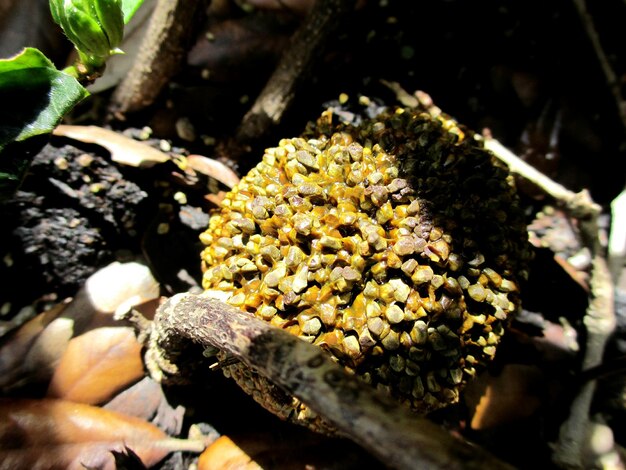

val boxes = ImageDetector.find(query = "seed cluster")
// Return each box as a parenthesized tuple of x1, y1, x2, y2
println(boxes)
(200, 105, 530, 430)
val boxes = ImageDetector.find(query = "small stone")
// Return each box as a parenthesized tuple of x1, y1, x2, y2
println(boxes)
(410, 321, 428, 345)
(260, 245, 281, 262)
(500, 279, 518, 292)
(259, 305, 277, 320)
(320, 235, 342, 251)
(389, 355, 405, 372)
(285, 246, 305, 267)
(387, 178, 408, 193)
(298, 183, 324, 197)
(359, 328, 377, 348)
(176, 117, 196, 141)
(366, 300, 382, 318)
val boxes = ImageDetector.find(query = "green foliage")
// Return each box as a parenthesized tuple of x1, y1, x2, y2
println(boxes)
(0, 48, 89, 153)
(0, 0, 145, 202)
(121, 0, 145, 24)
(0, 48, 90, 200)
(49, 0, 125, 68)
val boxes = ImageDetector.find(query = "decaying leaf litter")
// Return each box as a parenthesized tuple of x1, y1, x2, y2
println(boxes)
(1, 0, 626, 469)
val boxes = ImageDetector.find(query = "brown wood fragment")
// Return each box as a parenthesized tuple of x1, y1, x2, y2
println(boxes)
(234, 0, 357, 147)
(109, 0, 209, 116)
(552, 255, 617, 469)
(147, 293, 513, 470)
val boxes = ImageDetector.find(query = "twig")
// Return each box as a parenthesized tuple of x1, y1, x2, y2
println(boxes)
(552, 255, 616, 469)
(234, 0, 357, 145)
(571, 0, 626, 132)
(109, 0, 208, 116)
(609, 188, 626, 283)
(482, 127, 619, 469)
(482, 137, 602, 221)
(147, 293, 513, 470)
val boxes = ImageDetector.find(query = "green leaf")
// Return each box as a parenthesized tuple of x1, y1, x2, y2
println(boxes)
(0, 47, 89, 200)
(0, 48, 89, 152)
(121, 0, 144, 24)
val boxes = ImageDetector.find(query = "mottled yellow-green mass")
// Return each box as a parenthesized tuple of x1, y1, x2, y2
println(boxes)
(200, 103, 531, 432)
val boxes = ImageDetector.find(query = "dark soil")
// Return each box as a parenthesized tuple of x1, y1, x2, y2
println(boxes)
(1, 0, 625, 468)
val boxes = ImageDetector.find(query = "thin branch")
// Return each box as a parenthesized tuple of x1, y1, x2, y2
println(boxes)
(109, 0, 208, 116)
(481, 123, 620, 469)
(483, 137, 602, 221)
(234, 0, 357, 145)
(552, 255, 616, 469)
(572, 0, 626, 132)
(609, 189, 626, 283)
(147, 293, 514, 470)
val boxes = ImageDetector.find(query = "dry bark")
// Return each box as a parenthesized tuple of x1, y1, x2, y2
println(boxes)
(109, 0, 208, 116)
(146, 293, 513, 470)
(234, 0, 357, 145)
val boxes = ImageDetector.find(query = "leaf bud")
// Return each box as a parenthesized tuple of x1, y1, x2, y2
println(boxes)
(49, 0, 124, 59)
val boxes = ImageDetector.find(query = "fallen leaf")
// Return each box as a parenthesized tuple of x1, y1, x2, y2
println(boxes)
(19, 317, 75, 384)
(104, 376, 163, 419)
(198, 432, 382, 470)
(0, 301, 73, 391)
(47, 327, 145, 405)
(53, 125, 170, 167)
(198, 436, 263, 470)
(0, 398, 169, 469)
(205, 191, 228, 207)
(104, 376, 185, 436)
(465, 364, 547, 430)
(84, 261, 160, 315)
(186, 154, 240, 189)
(0, 262, 159, 393)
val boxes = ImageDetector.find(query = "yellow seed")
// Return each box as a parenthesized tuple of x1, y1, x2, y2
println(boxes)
(342, 335, 361, 359)
(467, 284, 486, 302)
(385, 304, 404, 324)
(292, 265, 309, 293)
(367, 317, 385, 336)
(411, 265, 433, 284)
(389, 278, 410, 302)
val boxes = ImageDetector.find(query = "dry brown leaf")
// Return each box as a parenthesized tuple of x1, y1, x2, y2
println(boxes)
(47, 327, 144, 405)
(0, 301, 73, 391)
(465, 364, 547, 430)
(187, 154, 240, 189)
(0, 262, 160, 393)
(205, 191, 228, 207)
(198, 436, 264, 470)
(198, 432, 381, 470)
(84, 261, 160, 315)
(104, 377, 185, 436)
(0, 398, 170, 469)
(53, 125, 170, 167)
